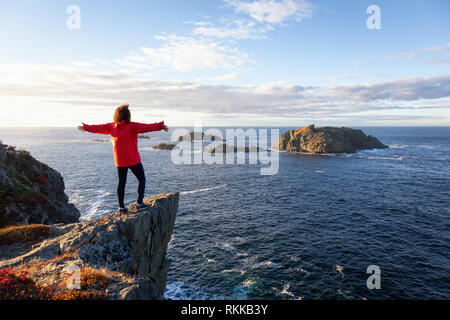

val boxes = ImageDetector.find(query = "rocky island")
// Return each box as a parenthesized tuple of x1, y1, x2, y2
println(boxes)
(177, 131, 223, 142)
(274, 124, 388, 154)
(204, 143, 266, 153)
(152, 143, 177, 150)
(0, 142, 179, 300)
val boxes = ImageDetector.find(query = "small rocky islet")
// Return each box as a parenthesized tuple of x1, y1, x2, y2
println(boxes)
(177, 131, 223, 142)
(152, 143, 177, 150)
(273, 124, 388, 154)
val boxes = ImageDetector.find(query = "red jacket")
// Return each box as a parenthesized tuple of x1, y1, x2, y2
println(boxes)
(83, 120, 164, 167)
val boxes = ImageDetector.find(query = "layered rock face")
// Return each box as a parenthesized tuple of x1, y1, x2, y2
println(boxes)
(274, 124, 388, 154)
(0, 193, 179, 299)
(0, 142, 80, 227)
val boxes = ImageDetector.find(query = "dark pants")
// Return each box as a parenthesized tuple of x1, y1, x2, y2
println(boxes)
(117, 162, 146, 208)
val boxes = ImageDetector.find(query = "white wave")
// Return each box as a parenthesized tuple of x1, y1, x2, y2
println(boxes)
(76, 189, 113, 221)
(335, 265, 345, 278)
(165, 282, 221, 300)
(253, 260, 279, 269)
(273, 283, 302, 300)
(181, 184, 227, 195)
(390, 144, 409, 149)
(232, 278, 258, 299)
(366, 156, 405, 161)
(236, 252, 249, 258)
(417, 144, 436, 149)
(216, 241, 236, 251)
(221, 269, 246, 275)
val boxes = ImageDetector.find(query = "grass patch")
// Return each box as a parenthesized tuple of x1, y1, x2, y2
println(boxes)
(0, 224, 51, 246)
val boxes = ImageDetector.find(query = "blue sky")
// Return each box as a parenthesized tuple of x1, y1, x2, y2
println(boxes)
(0, 0, 449, 126)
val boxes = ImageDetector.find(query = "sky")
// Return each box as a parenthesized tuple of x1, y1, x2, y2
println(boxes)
(0, 0, 449, 127)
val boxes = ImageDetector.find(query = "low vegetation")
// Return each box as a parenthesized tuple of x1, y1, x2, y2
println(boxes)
(0, 261, 114, 300)
(0, 224, 51, 246)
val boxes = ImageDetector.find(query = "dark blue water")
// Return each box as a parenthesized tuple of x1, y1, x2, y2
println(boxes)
(0, 126, 449, 299)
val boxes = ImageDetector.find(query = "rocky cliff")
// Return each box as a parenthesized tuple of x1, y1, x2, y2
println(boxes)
(0, 142, 80, 227)
(0, 142, 179, 300)
(0, 193, 179, 300)
(274, 124, 388, 154)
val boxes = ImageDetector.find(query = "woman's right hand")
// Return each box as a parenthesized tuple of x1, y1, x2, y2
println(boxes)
(77, 125, 85, 132)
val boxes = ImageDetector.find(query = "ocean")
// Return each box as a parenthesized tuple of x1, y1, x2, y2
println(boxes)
(0, 126, 448, 299)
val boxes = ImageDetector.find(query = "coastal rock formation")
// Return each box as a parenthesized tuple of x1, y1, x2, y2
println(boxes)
(177, 131, 223, 142)
(0, 142, 80, 227)
(204, 143, 267, 153)
(274, 124, 388, 154)
(152, 143, 177, 150)
(0, 193, 179, 300)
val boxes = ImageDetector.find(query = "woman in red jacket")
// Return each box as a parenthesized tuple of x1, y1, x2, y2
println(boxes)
(78, 104, 168, 213)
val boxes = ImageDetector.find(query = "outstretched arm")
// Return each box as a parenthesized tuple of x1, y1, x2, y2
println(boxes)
(78, 123, 112, 134)
(133, 121, 169, 134)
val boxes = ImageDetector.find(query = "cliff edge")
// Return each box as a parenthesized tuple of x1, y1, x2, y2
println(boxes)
(0, 193, 179, 299)
(274, 124, 388, 154)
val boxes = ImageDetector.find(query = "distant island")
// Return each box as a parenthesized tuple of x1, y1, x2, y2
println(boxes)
(152, 143, 177, 150)
(274, 124, 388, 154)
(177, 131, 223, 142)
(204, 143, 266, 153)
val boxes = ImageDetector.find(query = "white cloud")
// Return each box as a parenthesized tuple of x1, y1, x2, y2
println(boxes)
(226, 0, 314, 24)
(208, 73, 239, 81)
(425, 58, 450, 64)
(348, 60, 367, 66)
(193, 19, 273, 40)
(191, 0, 314, 41)
(386, 42, 450, 60)
(1, 63, 448, 125)
(138, 34, 252, 72)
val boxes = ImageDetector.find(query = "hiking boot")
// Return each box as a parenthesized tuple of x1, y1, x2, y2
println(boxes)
(136, 203, 149, 211)
(118, 207, 128, 214)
